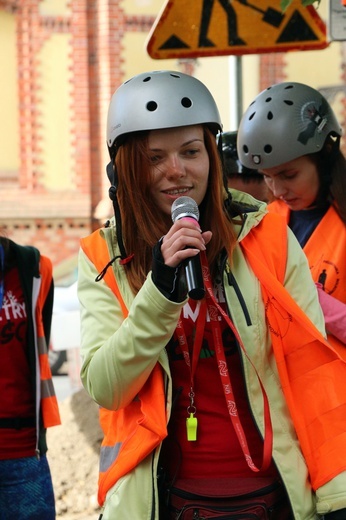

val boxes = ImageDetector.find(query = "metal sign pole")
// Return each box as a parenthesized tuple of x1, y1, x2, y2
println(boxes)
(229, 55, 243, 130)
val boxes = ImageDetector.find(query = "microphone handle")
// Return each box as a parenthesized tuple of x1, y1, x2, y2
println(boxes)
(184, 254, 205, 300)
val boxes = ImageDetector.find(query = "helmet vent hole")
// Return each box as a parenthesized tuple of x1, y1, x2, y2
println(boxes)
(267, 111, 273, 120)
(243, 145, 249, 154)
(249, 111, 256, 120)
(181, 97, 192, 108)
(284, 100, 293, 106)
(264, 145, 272, 154)
(265, 97, 272, 103)
(146, 101, 158, 112)
(143, 76, 152, 83)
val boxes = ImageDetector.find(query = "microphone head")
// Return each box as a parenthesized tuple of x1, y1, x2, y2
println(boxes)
(171, 196, 199, 223)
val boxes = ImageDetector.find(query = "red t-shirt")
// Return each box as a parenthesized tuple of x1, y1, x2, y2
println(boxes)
(162, 283, 278, 481)
(0, 267, 36, 459)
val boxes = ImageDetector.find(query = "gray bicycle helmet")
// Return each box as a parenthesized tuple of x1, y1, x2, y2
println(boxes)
(107, 70, 222, 157)
(237, 82, 342, 169)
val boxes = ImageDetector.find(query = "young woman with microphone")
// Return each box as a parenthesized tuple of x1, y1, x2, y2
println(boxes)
(77, 70, 346, 520)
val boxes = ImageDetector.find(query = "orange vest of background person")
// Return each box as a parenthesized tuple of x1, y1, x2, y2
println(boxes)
(81, 212, 346, 505)
(37, 256, 61, 428)
(268, 200, 346, 357)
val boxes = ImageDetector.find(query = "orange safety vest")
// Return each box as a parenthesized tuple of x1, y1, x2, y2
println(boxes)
(240, 215, 346, 490)
(37, 256, 61, 428)
(80, 232, 167, 506)
(81, 213, 346, 505)
(268, 200, 346, 357)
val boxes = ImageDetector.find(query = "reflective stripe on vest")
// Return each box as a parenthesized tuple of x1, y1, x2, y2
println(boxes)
(99, 443, 121, 472)
(36, 256, 60, 428)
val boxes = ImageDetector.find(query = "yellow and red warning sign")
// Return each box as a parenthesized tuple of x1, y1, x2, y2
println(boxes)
(146, 0, 328, 59)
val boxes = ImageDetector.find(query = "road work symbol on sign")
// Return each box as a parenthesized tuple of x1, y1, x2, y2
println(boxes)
(146, 0, 328, 59)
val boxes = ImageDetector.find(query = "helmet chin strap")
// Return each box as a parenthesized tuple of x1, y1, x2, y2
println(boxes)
(217, 133, 233, 204)
(106, 161, 133, 265)
(217, 133, 225, 181)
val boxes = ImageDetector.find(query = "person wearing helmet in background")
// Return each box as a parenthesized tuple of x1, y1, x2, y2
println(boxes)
(238, 82, 346, 355)
(222, 130, 273, 203)
(77, 71, 346, 520)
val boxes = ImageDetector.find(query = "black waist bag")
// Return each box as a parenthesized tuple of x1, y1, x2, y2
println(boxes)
(165, 477, 292, 520)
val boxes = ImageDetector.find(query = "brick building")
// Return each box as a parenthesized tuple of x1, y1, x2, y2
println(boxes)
(0, 0, 184, 280)
(0, 0, 344, 281)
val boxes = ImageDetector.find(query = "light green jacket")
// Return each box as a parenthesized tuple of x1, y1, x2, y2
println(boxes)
(78, 190, 346, 520)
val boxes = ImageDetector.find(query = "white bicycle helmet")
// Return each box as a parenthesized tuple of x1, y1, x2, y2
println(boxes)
(237, 82, 342, 169)
(107, 70, 222, 156)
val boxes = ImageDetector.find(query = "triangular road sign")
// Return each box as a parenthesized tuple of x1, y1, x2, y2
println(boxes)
(146, 0, 328, 59)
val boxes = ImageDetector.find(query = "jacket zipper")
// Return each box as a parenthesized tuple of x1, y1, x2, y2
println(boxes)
(220, 252, 252, 326)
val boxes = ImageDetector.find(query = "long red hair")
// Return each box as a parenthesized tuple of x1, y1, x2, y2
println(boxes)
(114, 126, 237, 294)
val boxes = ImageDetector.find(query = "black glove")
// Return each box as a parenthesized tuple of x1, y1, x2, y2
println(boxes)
(324, 510, 346, 520)
(152, 239, 186, 302)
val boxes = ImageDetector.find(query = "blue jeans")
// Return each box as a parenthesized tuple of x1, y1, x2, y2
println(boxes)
(0, 454, 55, 519)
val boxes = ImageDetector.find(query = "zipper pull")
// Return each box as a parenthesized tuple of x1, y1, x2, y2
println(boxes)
(225, 263, 233, 286)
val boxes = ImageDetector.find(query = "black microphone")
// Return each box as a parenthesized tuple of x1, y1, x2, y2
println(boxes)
(171, 196, 206, 300)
